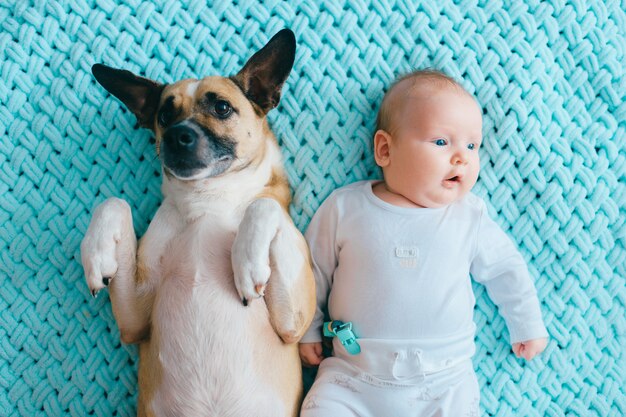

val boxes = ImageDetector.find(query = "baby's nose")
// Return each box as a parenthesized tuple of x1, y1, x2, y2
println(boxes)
(451, 151, 468, 165)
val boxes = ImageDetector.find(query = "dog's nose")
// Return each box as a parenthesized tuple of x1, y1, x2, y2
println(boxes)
(178, 132, 194, 146)
(165, 125, 197, 148)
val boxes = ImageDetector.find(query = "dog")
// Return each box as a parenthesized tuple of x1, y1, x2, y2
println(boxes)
(80, 29, 316, 417)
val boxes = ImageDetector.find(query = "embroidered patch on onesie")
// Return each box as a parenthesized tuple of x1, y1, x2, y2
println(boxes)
(331, 374, 360, 392)
(395, 246, 419, 269)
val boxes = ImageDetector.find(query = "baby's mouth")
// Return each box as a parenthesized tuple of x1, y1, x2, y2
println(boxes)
(443, 175, 462, 187)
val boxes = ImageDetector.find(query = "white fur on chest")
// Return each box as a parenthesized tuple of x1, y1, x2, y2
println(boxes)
(139, 151, 286, 416)
(147, 213, 282, 416)
(139, 143, 278, 285)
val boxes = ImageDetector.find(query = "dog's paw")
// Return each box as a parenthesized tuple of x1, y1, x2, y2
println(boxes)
(232, 198, 283, 305)
(232, 254, 271, 306)
(81, 231, 119, 297)
(80, 198, 129, 297)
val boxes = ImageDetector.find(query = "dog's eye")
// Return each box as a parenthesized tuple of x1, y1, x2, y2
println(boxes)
(157, 96, 177, 128)
(214, 100, 232, 118)
(158, 110, 173, 128)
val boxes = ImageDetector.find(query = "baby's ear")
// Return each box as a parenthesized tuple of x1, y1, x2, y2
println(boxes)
(374, 130, 392, 167)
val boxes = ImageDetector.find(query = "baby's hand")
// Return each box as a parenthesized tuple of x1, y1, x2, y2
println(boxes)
(512, 337, 548, 361)
(299, 342, 324, 366)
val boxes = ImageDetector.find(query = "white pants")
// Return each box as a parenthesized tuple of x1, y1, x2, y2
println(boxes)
(301, 340, 480, 417)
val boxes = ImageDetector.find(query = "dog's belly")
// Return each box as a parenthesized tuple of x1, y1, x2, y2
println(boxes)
(144, 223, 294, 417)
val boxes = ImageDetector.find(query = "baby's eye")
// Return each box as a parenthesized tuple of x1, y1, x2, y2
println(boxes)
(467, 143, 476, 150)
(434, 138, 447, 146)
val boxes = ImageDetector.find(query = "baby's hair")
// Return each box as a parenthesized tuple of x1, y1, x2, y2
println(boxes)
(375, 69, 467, 134)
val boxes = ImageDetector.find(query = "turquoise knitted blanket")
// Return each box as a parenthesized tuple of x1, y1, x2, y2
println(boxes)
(1, 1, 624, 416)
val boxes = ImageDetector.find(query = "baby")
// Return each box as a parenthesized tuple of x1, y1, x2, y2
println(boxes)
(299, 70, 549, 416)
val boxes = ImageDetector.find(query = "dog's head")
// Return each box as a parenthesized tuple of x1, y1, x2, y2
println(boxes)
(92, 29, 295, 181)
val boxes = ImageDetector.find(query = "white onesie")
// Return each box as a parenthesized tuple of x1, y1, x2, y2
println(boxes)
(300, 180, 548, 417)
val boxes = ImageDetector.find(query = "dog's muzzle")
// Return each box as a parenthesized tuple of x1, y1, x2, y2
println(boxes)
(161, 121, 235, 180)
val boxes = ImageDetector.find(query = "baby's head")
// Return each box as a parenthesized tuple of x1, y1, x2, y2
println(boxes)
(373, 70, 483, 208)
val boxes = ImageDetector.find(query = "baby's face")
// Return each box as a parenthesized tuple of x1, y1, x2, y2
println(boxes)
(381, 84, 483, 208)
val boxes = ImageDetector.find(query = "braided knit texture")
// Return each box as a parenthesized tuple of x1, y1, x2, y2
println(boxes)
(1, 0, 624, 416)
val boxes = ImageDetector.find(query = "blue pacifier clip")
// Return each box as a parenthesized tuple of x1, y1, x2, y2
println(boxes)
(323, 320, 361, 355)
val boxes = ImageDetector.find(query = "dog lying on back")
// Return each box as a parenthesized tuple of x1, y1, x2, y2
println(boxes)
(81, 29, 315, 417)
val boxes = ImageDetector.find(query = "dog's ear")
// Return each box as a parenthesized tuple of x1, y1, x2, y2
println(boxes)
(233, 29, 296, 114)
(92, 64, 165, 130)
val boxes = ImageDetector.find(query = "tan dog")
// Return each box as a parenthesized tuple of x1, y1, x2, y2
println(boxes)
(80, 29, 315, 417)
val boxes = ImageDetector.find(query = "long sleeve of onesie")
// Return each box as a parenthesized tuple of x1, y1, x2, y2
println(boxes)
(300, 191, 340, 343)
(470, 200, 549, 343)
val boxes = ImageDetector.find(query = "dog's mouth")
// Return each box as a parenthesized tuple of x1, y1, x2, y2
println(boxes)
(163, 156, 234, 181)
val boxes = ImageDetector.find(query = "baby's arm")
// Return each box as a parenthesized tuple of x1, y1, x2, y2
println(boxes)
(299, 342, 324, 366)
(512, 338, 548, 361)
(471, 199, 549, 359)
(298, 191, 342, 363)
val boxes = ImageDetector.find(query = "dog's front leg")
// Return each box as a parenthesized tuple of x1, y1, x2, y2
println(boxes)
(81, 198, 153, 344)
(232, 198, 315, 344)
